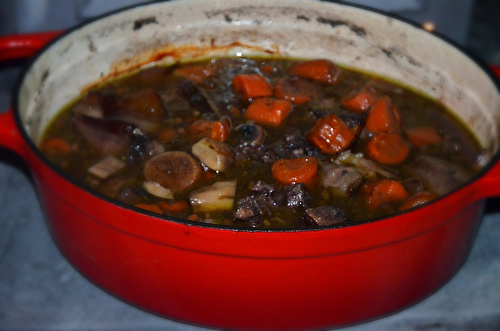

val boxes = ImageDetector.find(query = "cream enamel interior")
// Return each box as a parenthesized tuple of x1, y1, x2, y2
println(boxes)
(18, 0, 500, 160)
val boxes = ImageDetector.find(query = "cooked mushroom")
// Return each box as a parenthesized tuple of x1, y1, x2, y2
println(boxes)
(143, 181, 174, 199)
(189, 181, 237, 213)
(143, 151, 202, 193)
(192, 138, 234, 171)
(236, 123, 265, 146)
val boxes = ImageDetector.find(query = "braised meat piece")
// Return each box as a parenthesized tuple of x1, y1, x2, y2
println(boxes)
(271, 130, 320, 159)
(234, 144, 279, 164)
(285, 184, 310, 209)
(302, 206, 348, 226)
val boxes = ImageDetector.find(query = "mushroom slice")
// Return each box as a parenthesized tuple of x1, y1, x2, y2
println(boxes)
(143, 151, 202, 193)
(143, 181, 174, 199)
(88, 155, 125, 179)
(192, 138, 234, 172)
(236, 123, 265, 146)
(189, 181, 237, 213)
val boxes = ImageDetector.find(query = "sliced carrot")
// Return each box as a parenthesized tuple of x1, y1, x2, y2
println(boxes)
(186, 119, 213, 137)
(209, 116, 232, 142)
(290, 59, 342, 84)
(173, 64, 216, 85)
(135, 203, 163, 214)
(365, 95, 402, 134)
(366, 132, 410, 165)
(40, 138, 71, 156)
(245, 97, 293, 127)
(341, 87, 379, 113)
(271, 156, 318, 189)
(156, 127, 177, 143)
(259, 64, 277, 75)
(232, 74, 273, 100)
(306, 114, 355, 155)
(404, 127, 443, 147)
(158, 200, 189, 213)
(362, 179, 409, 210)
(274, 76, 316, 105)
(187, 214, 199, 221)
(399, 191, 439, 211)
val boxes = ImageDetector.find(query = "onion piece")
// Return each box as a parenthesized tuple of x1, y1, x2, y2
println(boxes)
(88, 155, 125, 179)
(143, 181, 174, 199)
(336, 150, 398, 179)
(189, 181, 237, 213)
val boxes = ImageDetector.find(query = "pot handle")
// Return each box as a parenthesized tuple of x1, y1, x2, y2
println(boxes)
(472, 162, 500, 200)
(0, 31, 61, 61)
(0, 31, 61, 158)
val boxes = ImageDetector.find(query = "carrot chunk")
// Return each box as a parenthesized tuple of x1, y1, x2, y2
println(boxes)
(272, 157, 318, 189)
(156, 127, 177, 143)
(290, 59, 342, 84)
(245, 97, 293, 127)
(362, 179, 409, 210)
(366, 132, 410, 165)
(40, 138, 71, 156)
(232, 74, 273, 100)
(274, 76, 316, 105)
(209, 116, 232, 142)
(158, 200, 189, 213)
(404, 127, 443, 147)
(365, 95, 403, 134)
(186, 119, 213, 137)
(259, 64, 277, 75)
(173, 64, 216, 84)
(399, 191, 439, 211)
(307, 114, 355, 155)
(341, 87, 380, 113)
(135, 203, 163, 214)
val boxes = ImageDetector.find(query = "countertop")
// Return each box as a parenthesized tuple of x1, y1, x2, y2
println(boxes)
(1, 74, 500, 331)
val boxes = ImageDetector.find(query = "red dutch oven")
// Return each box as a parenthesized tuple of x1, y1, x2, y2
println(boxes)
(1, 1, 500, 330)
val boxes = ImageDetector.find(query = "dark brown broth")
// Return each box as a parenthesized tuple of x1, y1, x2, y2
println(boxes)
(41, 57, 482, 228)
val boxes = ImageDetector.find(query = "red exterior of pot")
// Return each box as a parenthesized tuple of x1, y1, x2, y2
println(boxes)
(23, 143, 489, 330)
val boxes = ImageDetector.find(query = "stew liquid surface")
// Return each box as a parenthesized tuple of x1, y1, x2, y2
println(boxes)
(41, 57, 483, 228)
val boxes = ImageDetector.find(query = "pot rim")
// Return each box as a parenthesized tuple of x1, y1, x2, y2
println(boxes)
(12, 0, 500, 233)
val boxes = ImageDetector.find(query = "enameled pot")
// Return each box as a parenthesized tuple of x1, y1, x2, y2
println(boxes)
(1, 1, 500, 330)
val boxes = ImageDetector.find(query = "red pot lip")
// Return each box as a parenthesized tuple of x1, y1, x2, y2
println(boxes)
(11, 0, 500, 234)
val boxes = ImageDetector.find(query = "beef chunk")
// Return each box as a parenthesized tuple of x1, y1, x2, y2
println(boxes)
(322, 164, 362, 195)
(302, 206, 348, 226)
(234, 181, 285, 223)
(234, 196, 272, 220)
(272, 130, 320, 158)
(285, 183, 310, 209)
(234, 144, 279, 164)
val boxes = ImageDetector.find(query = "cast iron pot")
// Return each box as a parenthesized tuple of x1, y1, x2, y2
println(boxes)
(1, 1, 500, 330)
